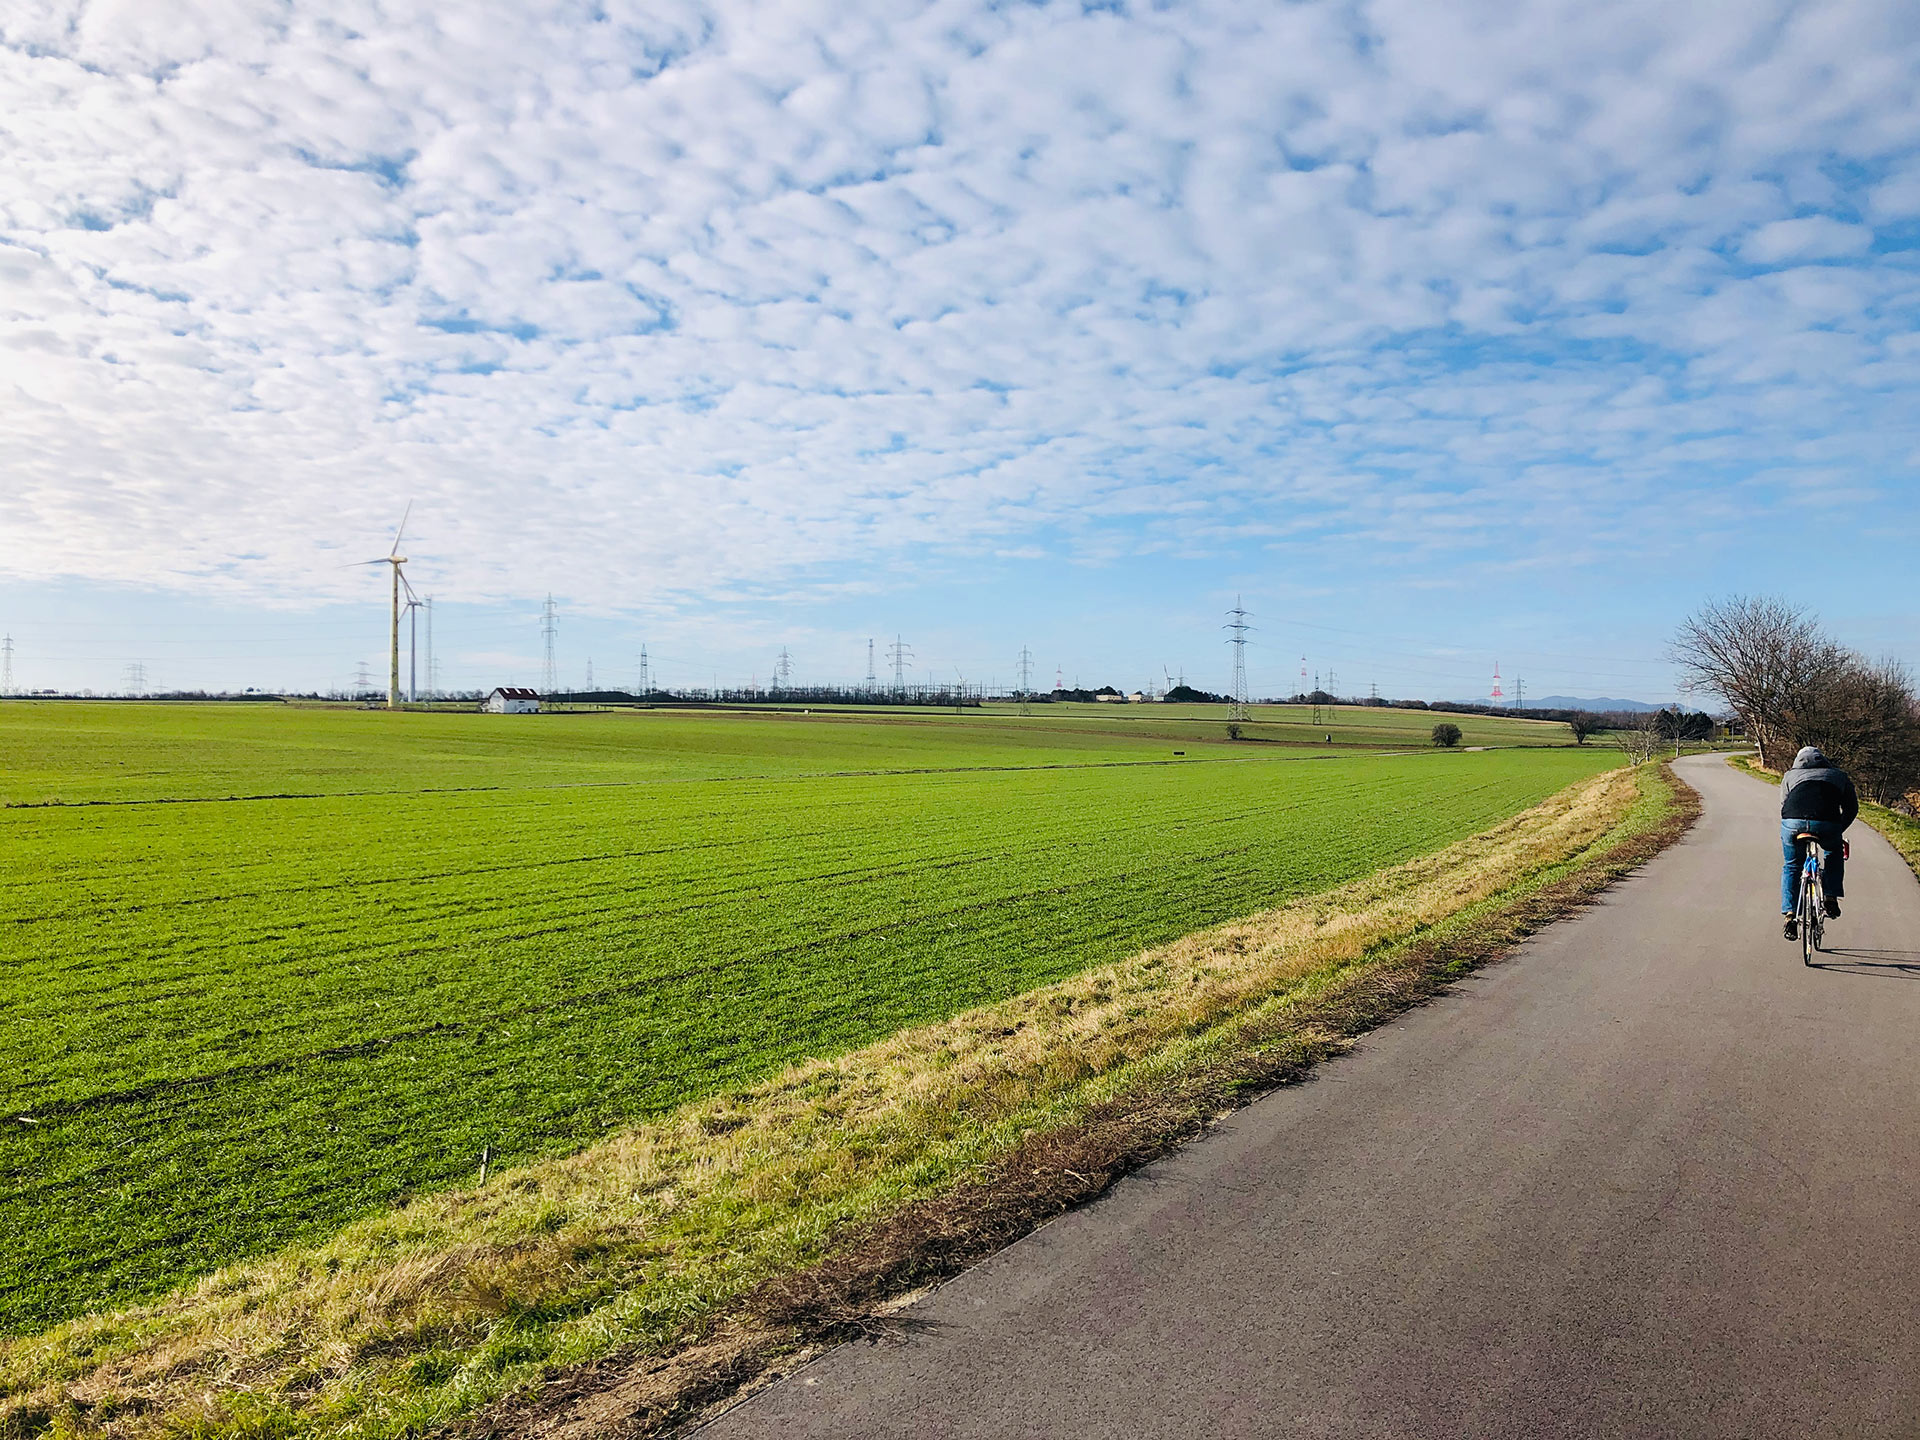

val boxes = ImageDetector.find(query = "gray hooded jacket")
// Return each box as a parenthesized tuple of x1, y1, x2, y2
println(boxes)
(1781, 747, 1858, 827)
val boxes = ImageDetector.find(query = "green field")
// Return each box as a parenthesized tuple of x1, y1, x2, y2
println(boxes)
(0, 699, 1571, 806)
(1, 701, 1609, 1334)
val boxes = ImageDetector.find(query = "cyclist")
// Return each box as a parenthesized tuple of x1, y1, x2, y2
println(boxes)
(1781, 744, 1858, 940)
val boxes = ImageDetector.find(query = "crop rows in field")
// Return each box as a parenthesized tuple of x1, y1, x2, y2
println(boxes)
(2, 714, 1611, 1333)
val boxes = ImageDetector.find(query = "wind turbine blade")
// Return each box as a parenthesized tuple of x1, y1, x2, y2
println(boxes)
(390, 501, 413, 557)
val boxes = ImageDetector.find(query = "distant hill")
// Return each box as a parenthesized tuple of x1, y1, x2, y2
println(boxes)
(1527, 695, 1671, 713)
(1436, 696, 1673, 713)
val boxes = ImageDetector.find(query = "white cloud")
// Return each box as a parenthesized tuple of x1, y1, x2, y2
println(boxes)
(1741, 216, 1875, 265)
(0, 0, 1917, 617)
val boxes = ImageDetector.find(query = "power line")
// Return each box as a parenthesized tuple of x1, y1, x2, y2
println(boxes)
(1, 634, 12, 696)
(865, 638, 877, 693)
(638, 644, 650, 697)
(1017, 645, 1034, 716)
(774, 646, 792, 691)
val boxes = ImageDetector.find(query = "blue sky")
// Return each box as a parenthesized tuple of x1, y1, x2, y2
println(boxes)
(2, 0, 1916, 701)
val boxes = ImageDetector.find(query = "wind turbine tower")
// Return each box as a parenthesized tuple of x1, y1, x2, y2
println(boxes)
(353, 504, 413, 709)
(404, 593, 423, 703)
(541, 596, 559, 695)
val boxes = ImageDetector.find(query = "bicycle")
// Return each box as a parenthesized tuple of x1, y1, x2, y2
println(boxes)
(1793, 834, 1850, 966)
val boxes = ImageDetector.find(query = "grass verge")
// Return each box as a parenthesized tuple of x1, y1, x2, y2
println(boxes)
(1726, 754, 1920, 880)
(2, 762, 1692, 1440)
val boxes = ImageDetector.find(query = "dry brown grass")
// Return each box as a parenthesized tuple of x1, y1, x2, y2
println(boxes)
(4, 764, 1660, 1440)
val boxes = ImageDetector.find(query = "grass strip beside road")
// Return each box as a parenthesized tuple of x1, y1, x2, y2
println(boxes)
(1727, 754, 1920, 881)
(2, 761, 1680, 1440)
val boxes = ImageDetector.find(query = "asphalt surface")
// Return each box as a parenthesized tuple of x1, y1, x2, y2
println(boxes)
(700, 756, 1920, 1438)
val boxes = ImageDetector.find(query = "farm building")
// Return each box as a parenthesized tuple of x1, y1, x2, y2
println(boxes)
(483, 686, 541, 714)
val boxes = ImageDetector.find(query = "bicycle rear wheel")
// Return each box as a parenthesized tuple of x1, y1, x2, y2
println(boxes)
(1803, 869, 1822, 965)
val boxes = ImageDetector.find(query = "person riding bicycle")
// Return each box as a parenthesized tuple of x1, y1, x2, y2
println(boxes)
(1781, 744, 1857, 940)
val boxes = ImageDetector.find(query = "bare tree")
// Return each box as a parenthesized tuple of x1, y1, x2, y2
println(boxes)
(1609, 709, 1663, 766)
(1807, 657, 1920, 808)
(1672, 597, 1920, 805)
(1670, 596, 1846, 768)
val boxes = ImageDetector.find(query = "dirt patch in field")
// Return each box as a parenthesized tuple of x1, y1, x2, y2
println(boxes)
(465, 768, 1702, 1440)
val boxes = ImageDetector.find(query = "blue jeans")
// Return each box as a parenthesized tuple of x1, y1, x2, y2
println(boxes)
(1782, 819, 1846, 913)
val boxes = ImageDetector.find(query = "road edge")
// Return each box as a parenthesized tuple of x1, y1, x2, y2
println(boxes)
(472, 761, 1701, 1440)
(1727, 754, 1920, 881)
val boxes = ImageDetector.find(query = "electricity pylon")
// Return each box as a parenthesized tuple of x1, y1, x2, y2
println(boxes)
(1224, 599, 1252, 722)
(887, 635, 912, 696)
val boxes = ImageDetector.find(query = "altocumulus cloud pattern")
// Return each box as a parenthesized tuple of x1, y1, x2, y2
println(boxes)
(3, 0, 1918, 609)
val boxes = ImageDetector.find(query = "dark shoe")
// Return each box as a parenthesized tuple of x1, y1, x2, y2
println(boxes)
(1784, 916, 1798, 940)
(1825, 897, 1841, 919)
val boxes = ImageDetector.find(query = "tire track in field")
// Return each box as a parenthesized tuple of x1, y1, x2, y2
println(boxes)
(0, 751, 1303, 811)
(2, 761, 1291, 922)
(1, 767, 1335, 971)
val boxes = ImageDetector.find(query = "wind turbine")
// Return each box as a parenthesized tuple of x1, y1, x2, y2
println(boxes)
(351, 504, 412, 710)
(404, 586, 423, 703)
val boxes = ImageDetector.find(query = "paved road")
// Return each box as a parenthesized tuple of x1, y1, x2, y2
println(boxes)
(701, 757, 1920, 1438)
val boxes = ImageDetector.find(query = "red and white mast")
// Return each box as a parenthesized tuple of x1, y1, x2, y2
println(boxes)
(1490, 661, 1505, 707)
